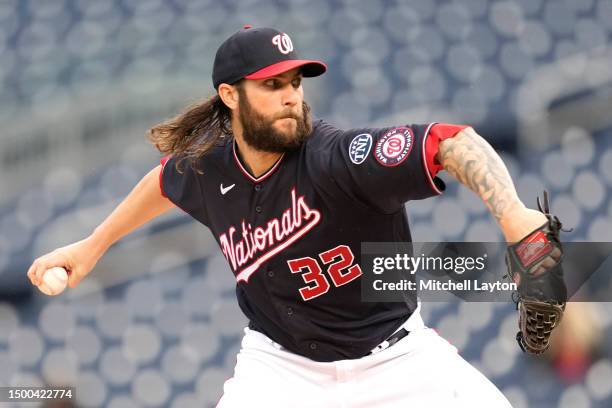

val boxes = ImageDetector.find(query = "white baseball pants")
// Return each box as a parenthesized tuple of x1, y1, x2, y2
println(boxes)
(217, 308, 512, 408)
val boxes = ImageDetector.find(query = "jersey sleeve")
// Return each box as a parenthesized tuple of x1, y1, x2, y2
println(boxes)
(159, 155, 209, 225)
(315, 122, 468, 214)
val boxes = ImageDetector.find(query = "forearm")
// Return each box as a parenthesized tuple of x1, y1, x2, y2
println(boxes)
(90, 165, 175, 256)
(437, 127, 524, 225)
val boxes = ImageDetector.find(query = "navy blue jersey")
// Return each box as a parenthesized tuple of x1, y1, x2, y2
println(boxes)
(160, 120, 465, 362)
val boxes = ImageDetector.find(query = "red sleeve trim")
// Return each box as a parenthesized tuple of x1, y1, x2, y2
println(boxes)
(424, 123, 469, 180)
(159, 156, 170, 198)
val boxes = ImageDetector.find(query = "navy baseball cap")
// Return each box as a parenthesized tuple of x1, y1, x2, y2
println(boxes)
(212, 26, 327, 89)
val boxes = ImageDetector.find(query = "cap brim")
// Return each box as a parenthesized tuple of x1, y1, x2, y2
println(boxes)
(244, 60, 327, 80)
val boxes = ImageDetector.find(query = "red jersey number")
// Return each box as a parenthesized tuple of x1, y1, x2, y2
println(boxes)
(288, 245, 363, 301)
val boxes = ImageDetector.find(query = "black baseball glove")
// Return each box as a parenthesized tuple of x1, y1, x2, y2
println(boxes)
(505, 191, 567, 354)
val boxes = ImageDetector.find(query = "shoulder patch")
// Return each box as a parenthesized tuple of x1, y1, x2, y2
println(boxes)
(375, 127, 413, 167)
(348, 133, 372, 165)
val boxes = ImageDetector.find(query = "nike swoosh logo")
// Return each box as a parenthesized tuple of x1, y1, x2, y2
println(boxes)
(220, 183, 236, 195)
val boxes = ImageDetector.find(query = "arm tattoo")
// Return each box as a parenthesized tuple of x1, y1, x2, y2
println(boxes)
(438, 128, 521, 222)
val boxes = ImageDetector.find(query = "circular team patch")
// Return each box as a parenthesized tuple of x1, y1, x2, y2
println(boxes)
(374, 127, 414, 167)
(348, 133, 373, 165)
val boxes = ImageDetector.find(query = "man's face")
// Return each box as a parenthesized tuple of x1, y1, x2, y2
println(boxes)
(237, 68, 312, 153)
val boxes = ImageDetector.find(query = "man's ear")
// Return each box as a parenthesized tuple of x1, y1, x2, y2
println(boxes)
(218, 83, 239, 110)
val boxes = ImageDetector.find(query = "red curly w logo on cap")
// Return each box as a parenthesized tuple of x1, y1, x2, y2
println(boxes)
(272, 33, 293, 54)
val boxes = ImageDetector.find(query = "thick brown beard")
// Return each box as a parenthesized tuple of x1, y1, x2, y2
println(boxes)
(238, 89, 313, 153)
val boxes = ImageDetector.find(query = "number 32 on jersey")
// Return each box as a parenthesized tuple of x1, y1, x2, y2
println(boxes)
(287, 245, 363, 301)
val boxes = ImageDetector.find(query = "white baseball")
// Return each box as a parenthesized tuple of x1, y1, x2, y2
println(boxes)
(38, 267, 68, 296)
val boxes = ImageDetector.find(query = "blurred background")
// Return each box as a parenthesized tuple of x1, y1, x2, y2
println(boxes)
(1, 0, 611, 407)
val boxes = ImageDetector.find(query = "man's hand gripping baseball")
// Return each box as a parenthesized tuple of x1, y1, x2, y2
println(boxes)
(27, 237, 105, 289)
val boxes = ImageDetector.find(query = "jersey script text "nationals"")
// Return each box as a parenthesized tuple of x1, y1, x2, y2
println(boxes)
(219, 188, 322, 282)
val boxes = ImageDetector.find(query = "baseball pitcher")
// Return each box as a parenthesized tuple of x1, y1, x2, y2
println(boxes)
(28, 27, 566, 407)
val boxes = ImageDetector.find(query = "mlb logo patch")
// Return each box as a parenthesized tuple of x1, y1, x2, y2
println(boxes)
(375, 127, 413, 167)
(349, 133, 373, 165)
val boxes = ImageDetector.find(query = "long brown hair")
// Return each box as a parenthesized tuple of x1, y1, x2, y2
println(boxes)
(147, 87, 238, 172)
